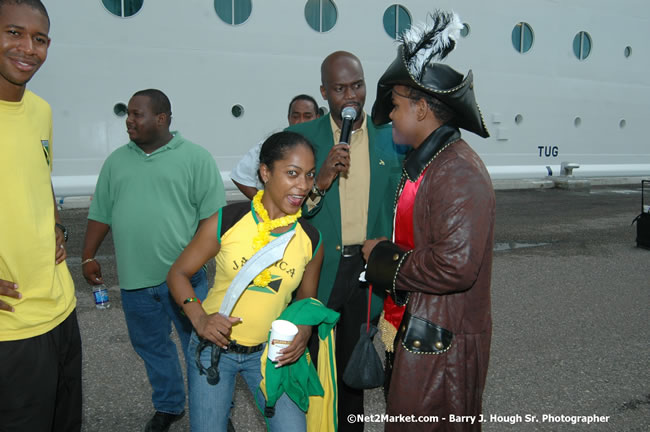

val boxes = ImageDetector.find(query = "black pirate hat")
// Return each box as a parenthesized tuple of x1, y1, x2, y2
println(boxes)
(372, 11, 489, 138)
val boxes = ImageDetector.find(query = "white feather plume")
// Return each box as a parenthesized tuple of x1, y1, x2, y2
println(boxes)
(400, 11, 463, 79)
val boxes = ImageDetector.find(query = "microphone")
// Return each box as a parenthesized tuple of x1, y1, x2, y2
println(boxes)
(339, 106, 357, 145)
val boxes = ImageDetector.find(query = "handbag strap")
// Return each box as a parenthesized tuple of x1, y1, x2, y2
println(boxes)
(366, 284, 372, 334)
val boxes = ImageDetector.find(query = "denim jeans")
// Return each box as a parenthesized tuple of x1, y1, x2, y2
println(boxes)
(121, 269, 208, 415)
(188, 331, 306, 432)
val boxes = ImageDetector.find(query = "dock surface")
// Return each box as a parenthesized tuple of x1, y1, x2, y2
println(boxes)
(57, 185, 648, 431)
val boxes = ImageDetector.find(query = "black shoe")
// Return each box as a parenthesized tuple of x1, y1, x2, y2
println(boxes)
(144, 411, 185, 432)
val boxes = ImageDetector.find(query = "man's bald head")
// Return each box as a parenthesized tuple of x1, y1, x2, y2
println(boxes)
(319, 51, 366, 128)
(320, 51, 363, 87)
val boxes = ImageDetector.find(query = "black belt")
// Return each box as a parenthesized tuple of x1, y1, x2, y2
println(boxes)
(342, 244, 362, 257)
(226, 341, 265, 354)
(195, 338, 265, 386)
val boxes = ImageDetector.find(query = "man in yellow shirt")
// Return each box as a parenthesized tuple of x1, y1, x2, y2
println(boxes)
(0, 1, 81, 430)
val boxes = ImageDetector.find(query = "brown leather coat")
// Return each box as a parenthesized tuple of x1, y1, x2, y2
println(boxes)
(366, 125, 495, 431)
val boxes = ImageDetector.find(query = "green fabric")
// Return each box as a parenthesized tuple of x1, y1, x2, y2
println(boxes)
(287, 115, 405, 318)
(88, 131, 226, 289)
(262, 298, 340, 411)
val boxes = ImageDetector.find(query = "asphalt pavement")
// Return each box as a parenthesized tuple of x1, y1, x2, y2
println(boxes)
(58, 184, 649, 431)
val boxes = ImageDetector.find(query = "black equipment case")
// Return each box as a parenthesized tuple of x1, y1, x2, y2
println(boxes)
(634, 180, 650, 249)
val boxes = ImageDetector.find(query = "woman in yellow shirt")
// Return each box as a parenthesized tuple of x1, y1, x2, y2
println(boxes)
(168, 131, 323, 432)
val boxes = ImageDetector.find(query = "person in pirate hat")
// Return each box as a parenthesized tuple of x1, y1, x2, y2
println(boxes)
(361, 11, 495, 431)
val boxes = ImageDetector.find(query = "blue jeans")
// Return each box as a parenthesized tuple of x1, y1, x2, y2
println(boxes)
(188, 331, 306, 432)
(121, 269, 208, 415)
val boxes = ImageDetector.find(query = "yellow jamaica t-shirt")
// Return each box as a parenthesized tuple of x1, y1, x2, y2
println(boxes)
(0, 90, 76, 341)
(202, 201, 321, 346)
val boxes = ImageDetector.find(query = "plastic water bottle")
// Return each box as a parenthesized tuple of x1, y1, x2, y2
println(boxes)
(93, 284, 110, 309)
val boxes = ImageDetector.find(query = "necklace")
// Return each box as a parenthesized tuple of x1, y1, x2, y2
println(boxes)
(251, 190, 301, 287)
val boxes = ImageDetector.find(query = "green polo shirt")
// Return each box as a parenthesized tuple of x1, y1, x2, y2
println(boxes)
(88, 131, 226, 289)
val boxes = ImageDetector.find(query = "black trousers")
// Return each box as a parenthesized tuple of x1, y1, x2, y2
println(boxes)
(310, 253, 370, 432)
(0, 310, 82, 432)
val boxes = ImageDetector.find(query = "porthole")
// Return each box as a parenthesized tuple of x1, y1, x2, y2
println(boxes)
(382, 5, 412, 40)
(619, 119, 626, 129)
(231, 104, 244, 118)
(460, 23, 470, 38)
(511, 22, 533, 53)
(102, 0, 143, 18)
(574, 117, 582, 127)
(572, 31, 592, 60)
(514, 114, 523, 125)
(305, 0, 338, 33)
(624, 46, 632, 58)
(214, 0, 252, 26)
(113, 102, 127, 117)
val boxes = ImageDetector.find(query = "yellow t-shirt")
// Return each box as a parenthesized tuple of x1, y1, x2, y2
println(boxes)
(0, 90, 76, 341)
(202, 201, 321, 346)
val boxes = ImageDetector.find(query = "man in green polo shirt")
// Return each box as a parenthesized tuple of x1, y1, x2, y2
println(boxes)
(81, 89, 226, 432)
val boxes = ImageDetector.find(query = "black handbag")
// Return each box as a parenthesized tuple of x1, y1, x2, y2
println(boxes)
(342, 285, 384, 389)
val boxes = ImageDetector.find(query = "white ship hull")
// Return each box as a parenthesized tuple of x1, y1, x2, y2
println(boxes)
(32, 0, 650, 196)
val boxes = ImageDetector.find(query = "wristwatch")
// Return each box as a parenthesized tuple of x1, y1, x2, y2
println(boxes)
(311, 183, 325, 198)
(55, 223, 68, 242)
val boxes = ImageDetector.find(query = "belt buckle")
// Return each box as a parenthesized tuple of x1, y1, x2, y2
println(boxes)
(342, 244, 360, 257)
(227, 341, 263, 354)
(226, 340, 248, 354)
